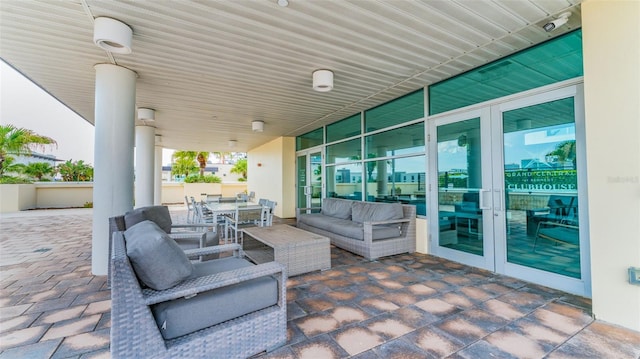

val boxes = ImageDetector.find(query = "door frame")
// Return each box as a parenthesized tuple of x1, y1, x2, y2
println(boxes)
(428, 107, 495, 271)
(427, 82, 591, 297)
(296, 146, 324, 210)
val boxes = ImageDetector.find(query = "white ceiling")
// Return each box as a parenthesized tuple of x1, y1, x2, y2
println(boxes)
(0, 0, 581, 153)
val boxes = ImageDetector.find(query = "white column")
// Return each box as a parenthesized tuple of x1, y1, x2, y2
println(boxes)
(135, 125, 155, 207)
(583, 0, 640, 331)
(92, 64, 136, 276)
(154, 145, 163, 205)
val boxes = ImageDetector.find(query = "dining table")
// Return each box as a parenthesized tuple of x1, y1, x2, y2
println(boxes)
(203, 201, 263, 225)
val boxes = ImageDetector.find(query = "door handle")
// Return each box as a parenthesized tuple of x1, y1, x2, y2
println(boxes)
(479, 189, 491, 210)
(494, 189, 502, 211)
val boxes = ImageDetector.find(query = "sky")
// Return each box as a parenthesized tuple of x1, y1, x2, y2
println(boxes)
(0, 61, 179, 166)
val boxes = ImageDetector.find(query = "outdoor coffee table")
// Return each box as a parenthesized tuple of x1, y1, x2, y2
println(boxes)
(241, 224, 331, 276)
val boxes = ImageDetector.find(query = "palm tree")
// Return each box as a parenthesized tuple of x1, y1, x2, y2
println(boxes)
(213, 151, 231, 164)
(22, 162, 54, 181)
(230, 158, 247, 180)
(0, 124, 57, 176)
(0, 156, 25, 177)
(196, 152, 209, 176)
(56, 160, 94, 181)
(171, 151, 198, 178)
(546, 140, 576, 168)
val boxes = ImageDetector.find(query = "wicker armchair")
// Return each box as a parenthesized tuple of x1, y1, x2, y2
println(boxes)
(110, 231, 287, 359)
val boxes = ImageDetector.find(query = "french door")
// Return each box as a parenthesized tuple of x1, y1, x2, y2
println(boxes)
(296, 148, 323, 210)
(429, 85, 590, 296)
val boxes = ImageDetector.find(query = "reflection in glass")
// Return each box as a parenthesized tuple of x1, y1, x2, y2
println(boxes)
(327, 113, 361, 143)
(503, 97, 580, 278)
(437, 118, 484, 255)
(296, 128, 323, 151)
(326, 164, 363, 201)
(365, 89, 424, 132)
(326, 138, 361, 164)
(362, 156, 426, 216)
(365, 122, 425, 157)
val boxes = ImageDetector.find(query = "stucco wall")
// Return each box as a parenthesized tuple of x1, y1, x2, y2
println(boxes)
(247, 137, 296, 219)
(0, 184, 36, 212)
(36, 182, 93, 208)
(583, 0, 640, 331)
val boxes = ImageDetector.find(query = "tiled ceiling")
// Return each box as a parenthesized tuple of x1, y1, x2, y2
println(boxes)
(0, 0, 581, 152)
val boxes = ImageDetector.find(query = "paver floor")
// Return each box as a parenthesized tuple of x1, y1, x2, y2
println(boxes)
(1, 207, 639, 358)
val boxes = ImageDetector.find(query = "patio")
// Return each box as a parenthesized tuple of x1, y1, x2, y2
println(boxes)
(1, 207, 639, 358)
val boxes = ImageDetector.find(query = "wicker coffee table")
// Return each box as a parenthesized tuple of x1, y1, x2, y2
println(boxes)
(242, 224, 331, 276)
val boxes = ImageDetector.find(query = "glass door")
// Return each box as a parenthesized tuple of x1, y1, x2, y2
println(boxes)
(297, 149, 323, 210)
(493, 86, 589, 295)
(429, 108, 495, 270)
(430, 85, 589, 296)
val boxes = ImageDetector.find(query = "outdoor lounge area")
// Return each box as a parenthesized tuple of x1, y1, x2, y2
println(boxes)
(1, 207, 639, 358)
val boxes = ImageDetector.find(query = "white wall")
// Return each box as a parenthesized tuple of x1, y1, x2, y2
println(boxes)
(247, 137, 296, 218)
(583, 0, 640, 331)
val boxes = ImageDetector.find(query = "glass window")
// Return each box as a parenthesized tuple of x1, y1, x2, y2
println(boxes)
(326, 164, 363, 200)
(429, 30, 583, 115)
(364, 155, 426, 215)
(296, 128, 323, 151)
(365, 89, 424, 132)
(326, 138, 361, 164)
(365, 122, 425, 157)
(326, 113, 361, 143)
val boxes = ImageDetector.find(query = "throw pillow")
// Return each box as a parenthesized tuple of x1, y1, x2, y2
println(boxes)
(124, 205, 173, 233)
(124, 220, 193, 290)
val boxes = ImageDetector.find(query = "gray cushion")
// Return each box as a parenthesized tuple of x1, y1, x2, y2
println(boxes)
(124, 206, 173, 233)
(124, 220, 193, 290)
(299, 214, 401, 240)
(351, 201, 404, 223)
(151, 257, 278, 340)
(321, 198, 353, 220)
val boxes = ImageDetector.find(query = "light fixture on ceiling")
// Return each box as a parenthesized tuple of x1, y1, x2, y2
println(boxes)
(252, 120, 264, 132)
(138, 108, 155, 121)
(228, 140, 237, 147)
(543, 12, 571, 32)
(312, 69, 334, 92)
(93, 17, 133, 54)
(277, 0, 289, 7)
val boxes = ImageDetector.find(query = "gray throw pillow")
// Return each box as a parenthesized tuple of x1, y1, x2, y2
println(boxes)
(352, 201, 404, 223)
(124, 220, 193, 290)
(321, 198, 352, 219)
(124, 206, 173, 233)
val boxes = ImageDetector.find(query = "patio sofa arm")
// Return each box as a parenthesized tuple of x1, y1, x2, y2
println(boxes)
(182, 243, 242, 260)
(141, 261, 287, 306)
(363, 218, 411, 243)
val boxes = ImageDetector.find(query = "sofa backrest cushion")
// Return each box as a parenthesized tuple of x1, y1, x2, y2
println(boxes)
(124, 220, 193, 290)
(352, 201, 404, 223)
(124, 205, 173, 234)
(321, 198, 353, 220)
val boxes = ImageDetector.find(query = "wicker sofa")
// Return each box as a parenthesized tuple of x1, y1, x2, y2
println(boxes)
(110, 220, 287, 358)
(297, 198, 416, 260)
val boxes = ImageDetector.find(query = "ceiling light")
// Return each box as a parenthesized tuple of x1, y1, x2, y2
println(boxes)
(138, 108, 155, 121)
(228, 140, 237, 147)
(277, 0, 289, 7)
(93, 17, 133, 54)
(543, 12, 571, 32)
(312, 69, 334, 92)
(252, 120, 264, 132)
